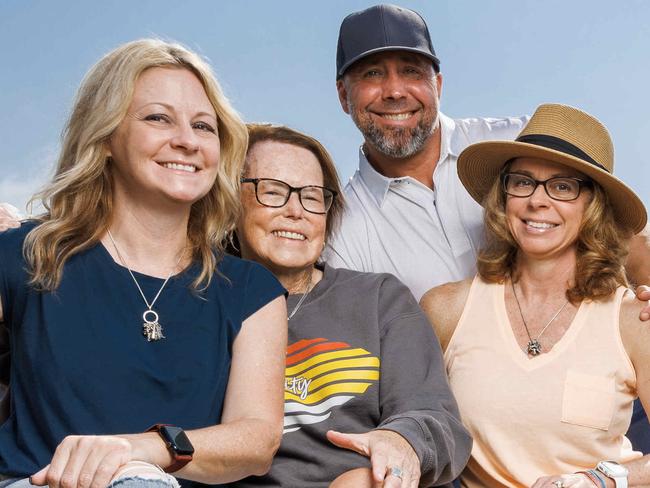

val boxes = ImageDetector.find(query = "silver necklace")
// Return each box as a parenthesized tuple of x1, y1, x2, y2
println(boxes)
(107, 230, 184, 342)
(511, 279, 569, 356)
(288, 271, 313, 321)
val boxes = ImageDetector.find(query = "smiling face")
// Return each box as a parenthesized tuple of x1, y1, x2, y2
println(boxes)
(337, 51, 441, 159)
(238, 140, 327, 276)
(506, 157, 592, 262)
(108, 67, 221, 208)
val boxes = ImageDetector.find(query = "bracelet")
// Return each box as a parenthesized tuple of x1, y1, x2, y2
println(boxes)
(589, 469, 609, 488)
(576, 470, 606, 488)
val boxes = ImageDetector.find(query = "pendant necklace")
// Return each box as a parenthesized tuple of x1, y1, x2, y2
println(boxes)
(107, 230, 184, 342)
(288, 270, 313, 321)
(511, 279, 569, 356)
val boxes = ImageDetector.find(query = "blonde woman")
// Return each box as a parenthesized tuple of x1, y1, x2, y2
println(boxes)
(0, 40, 287, 488)
(421, 104, 650, 487)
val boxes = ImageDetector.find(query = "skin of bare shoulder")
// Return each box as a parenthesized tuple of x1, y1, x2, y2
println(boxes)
(620, 292, 650, 396)
(419, 278, 472, 352)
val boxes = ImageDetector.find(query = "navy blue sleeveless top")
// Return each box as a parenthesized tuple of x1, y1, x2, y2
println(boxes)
(0, 222, 285, 480)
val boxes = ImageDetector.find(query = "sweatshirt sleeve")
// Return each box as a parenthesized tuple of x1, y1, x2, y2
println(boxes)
(374, 275, 472, 486)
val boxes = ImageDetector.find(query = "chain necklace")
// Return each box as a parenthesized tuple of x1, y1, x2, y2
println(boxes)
(107, 230, 184, 342)
(288, 270, 313, 321)
(511, 279, 569, 356)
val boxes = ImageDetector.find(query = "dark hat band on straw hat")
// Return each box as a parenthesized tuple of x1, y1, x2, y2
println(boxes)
(516, 134, 608, 172)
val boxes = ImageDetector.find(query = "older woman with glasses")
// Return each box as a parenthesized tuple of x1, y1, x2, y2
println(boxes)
(420, 104, 650, 487)
(232, 124, 471, 488)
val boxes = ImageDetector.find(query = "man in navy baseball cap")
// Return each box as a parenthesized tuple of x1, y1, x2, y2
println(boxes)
(327, 4, 528, 299)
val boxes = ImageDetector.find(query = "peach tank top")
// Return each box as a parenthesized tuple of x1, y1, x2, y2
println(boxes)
(445, 277, 641, 488)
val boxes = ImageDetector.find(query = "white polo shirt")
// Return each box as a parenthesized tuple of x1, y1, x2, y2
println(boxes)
(324, 113, 528, 300)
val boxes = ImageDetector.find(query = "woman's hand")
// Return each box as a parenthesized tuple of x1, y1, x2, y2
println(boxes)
(531, 472, 600, 488)
(327, 429, 420, 487)
(31, 435, 133, 488)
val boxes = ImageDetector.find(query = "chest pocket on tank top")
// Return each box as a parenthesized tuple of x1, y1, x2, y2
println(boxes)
(561, 369, 615, 431)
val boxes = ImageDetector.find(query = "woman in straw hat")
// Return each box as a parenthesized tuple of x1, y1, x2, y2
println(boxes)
(0, 39, 287, 488)
(420, 103, 650, 487)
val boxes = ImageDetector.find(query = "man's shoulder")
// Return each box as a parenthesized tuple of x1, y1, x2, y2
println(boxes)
(323, 173, 378, 267)
(449, 113, 529, 145)
(340, 172, 376, 219)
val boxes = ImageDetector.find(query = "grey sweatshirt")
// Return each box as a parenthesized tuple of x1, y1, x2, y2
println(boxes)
(235, 265, 471, 487)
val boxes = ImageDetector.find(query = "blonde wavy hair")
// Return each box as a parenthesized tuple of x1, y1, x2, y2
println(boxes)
(477, 167, 631, 303)
(25, 38, 248, 290)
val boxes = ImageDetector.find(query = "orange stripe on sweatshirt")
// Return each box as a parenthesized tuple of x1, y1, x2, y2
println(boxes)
(286, 338, 328, 355)
(286, 341, 351, 366)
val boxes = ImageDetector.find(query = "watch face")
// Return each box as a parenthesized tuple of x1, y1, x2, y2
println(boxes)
(161, 425, 195, 455)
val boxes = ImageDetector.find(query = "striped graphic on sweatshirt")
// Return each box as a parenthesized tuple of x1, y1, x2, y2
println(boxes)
(283, 337, 380, 433)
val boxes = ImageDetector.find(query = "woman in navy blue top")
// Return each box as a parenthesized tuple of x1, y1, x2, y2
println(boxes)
(0, 39, 287, 488)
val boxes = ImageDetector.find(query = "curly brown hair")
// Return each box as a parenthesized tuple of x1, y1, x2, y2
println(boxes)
(477, 170, 631, 303)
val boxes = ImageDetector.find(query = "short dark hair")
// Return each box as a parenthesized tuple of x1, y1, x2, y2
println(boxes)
(244, 123, 344, 243)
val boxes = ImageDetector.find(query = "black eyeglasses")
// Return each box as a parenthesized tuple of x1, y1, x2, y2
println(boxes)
(241, 178, 338, 214)
(501, 172, 592, 201)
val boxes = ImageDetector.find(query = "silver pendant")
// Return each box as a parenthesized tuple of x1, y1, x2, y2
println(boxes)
(143, 310, 165, 342)
(527, 339, 542, 356)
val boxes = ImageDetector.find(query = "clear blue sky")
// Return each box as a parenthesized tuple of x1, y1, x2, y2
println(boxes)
(1, 0, 648, 212)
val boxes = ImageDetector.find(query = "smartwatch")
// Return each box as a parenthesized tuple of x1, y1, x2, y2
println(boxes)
(596, 461, 628, 488)
(147, 424, 194, 473)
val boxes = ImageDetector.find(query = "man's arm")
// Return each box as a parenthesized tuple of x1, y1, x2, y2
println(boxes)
(626, 226, 650, 320)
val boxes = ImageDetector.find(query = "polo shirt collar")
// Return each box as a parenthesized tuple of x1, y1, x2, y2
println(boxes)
(358, 147, 393, 206)
(438, 112, 459, 161)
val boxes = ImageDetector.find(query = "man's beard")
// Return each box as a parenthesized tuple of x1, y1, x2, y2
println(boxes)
(349, 99, 437, 159)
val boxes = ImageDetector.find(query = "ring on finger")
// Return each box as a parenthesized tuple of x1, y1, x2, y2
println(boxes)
(389, 466, 404, 480)
(553, 481, 564, 488)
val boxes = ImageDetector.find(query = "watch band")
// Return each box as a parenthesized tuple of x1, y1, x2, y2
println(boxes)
(147, 424, 194, 473)
(596, 461, 628, 488)
(163, 453, 193, 474)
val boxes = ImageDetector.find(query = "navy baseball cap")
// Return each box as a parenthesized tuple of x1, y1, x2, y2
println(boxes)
(336, 4, 440, 78)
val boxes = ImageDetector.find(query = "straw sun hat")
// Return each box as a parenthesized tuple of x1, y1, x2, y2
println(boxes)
(457, 103, 647, 234)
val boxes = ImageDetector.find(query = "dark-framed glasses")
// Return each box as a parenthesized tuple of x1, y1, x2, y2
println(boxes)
(501, 172, 592, 201)
(241, 177, 338, 214)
